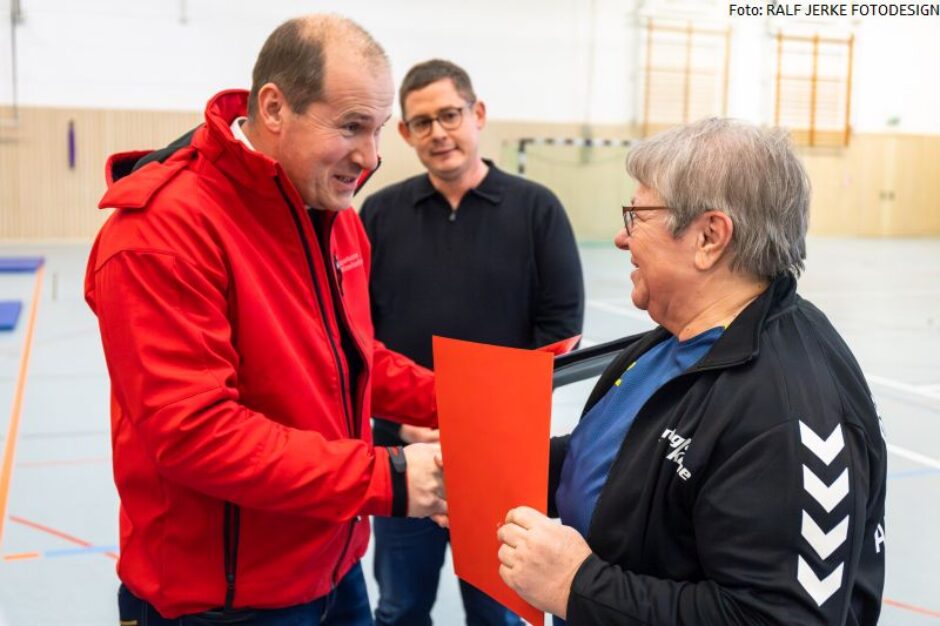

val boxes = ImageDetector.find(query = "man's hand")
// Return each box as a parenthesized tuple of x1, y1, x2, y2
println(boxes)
(403, 443, 447, 518)
(400, 425, 440, 444)
(496, 506, 592, 619)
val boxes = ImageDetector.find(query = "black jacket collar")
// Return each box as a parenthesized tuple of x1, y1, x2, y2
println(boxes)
(583, 274, 798, 415)
(694, 273, 797, 371)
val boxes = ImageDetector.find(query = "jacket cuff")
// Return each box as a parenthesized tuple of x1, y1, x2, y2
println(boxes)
(566, 553, 607, 624)
(372, 418, 405, 447)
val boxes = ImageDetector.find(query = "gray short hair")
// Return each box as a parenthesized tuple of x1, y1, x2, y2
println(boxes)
(248, 14, 388, 118)
(626, 118, 810, 279)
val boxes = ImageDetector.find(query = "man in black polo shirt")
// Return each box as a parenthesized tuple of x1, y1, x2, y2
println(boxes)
(360, 59, 585, 625)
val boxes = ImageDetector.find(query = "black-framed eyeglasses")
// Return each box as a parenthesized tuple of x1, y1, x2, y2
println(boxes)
(621, 204, 671, 235)
(404, 104, 473, 137)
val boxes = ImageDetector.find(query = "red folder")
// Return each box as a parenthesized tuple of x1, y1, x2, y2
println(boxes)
(433, 336, 573, 626)
(536, 334, 581, 356)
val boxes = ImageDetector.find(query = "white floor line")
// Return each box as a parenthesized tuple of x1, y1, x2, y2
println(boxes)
(887, 443, 940, 470)
(586, 299, 651, 322)
(867, 374, 940, 402)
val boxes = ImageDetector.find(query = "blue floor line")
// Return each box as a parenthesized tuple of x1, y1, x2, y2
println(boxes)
(44, 545, 118, 558)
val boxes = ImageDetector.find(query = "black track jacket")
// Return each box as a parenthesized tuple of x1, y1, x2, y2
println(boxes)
(549, 275, 886, 625)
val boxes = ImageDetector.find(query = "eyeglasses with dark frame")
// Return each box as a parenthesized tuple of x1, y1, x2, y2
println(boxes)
(621, 204, 671, 235)
(403, 104, 473, 137)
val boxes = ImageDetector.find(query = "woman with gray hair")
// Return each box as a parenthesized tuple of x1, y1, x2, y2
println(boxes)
(496, 118, 886, 625)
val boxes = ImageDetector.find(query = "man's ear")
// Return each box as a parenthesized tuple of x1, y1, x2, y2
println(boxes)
(398, 119, 414, 145)
(694, 211, 734, 271)
(473, 100, 487, 130)
(256, 83, 288, 134)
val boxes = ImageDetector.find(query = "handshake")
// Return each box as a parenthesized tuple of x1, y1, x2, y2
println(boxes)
(398, 426, 448, 524)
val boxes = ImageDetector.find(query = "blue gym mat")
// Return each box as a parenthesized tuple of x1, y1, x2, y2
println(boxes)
(0, 256, 45, 272)
(0, 301, 23, 331)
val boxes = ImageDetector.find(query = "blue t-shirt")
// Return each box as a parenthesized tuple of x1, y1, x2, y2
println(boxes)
(552, 327, 722, 624)
(556, 327, 723, 538)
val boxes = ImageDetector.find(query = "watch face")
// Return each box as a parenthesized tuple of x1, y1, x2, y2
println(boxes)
(390, 446, 407, 473)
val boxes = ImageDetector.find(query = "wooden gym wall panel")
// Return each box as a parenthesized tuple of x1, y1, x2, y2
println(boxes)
(889, 135, 937, 236)
(796, 145, 856, 236)
(494, 128, 940, 239)
(797, 134, 940, 237)
(0, 106, 201, 240)
(0, 108, 16, 238)
(1, 106, 939, 240)
(923, 138, 940, 234)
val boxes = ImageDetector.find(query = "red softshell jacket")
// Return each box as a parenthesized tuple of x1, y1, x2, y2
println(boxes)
(84, 90, 437, 618)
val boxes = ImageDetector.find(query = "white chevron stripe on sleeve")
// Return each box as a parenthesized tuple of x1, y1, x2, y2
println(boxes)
(801, 511, 849, 560)
(802, 466, 849, 513)
(799, 421, 845, 465)
(797, 555, 844, 606)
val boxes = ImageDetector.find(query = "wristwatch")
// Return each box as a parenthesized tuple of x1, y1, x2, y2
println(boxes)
(389, 445, 407, 473)
(388, 446, 408, 517)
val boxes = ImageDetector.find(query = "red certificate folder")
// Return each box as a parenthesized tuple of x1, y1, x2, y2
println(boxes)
(433, 336, 573, 626)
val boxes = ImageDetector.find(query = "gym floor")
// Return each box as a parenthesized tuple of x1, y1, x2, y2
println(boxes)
(0, 237, 937, 625)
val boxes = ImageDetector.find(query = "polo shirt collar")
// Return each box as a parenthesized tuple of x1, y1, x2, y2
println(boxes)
(472, 159, 504, 204)
(411, 159, 505, 206)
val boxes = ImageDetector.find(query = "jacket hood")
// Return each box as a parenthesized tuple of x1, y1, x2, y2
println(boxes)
(98, 89, 381, 212)
(97, 90, 269, 212)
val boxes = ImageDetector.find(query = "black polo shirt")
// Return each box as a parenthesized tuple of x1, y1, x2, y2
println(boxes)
(360, 160, 584, 445)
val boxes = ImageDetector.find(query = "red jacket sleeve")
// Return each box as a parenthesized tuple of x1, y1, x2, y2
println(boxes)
(89, 248, 394, 520)
(370, 340, 438, 428)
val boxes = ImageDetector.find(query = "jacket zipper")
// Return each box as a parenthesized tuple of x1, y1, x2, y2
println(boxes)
(275, 177, 355, 438)
(583, 289, 775, 553)
(274, 178, 360, 598)
(585, 356, 727, 547)
(330, 250, 369, 439)
(315, 213, 363, 438)
(321, 516, 359, 621)
(317, 222, 370, 597)
(222, 502, 241, 611)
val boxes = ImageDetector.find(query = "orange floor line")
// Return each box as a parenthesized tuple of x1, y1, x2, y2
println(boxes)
(9, 514, 93, 548)
(884, 597, 940, 618)
(0, 266, 45, 552)
(2, 552, 40, 561)
(7, 515, 118, 561)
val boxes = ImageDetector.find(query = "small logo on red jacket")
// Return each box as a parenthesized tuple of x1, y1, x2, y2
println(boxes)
(336, 253, 364, 272)
(661, 427, 693, 481)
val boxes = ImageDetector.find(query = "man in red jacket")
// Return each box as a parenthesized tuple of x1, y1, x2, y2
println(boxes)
(85, 14, 446, 625)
